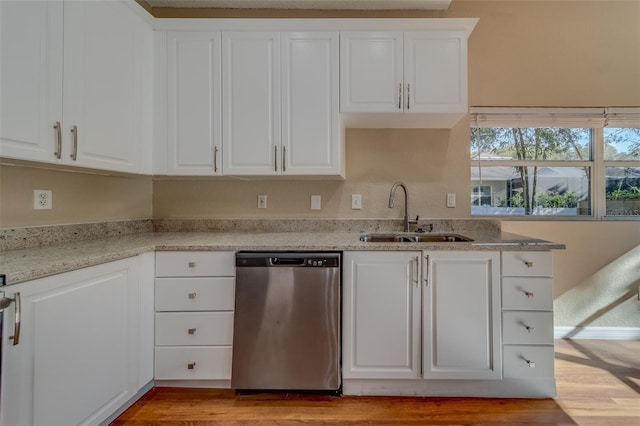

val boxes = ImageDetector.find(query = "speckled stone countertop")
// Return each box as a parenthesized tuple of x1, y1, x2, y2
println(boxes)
(0, 219, 565, 285)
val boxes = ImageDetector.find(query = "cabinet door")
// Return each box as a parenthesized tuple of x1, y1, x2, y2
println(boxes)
(340, 32, 403, 113)
(281, 32, 341, 175)
(1, 258, 140, 426)
(423, 251, 502, 380)
(343, 251, 421, 379)
(63, 0, 152, 173)
(0, 0, 63, 163)
(166, 32, 222, 175)
(404, 31, 467, 113)
(222, 32, 280, 175)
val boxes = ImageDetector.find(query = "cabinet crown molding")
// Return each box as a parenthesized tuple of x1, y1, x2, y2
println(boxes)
(154, 17, 478, 34)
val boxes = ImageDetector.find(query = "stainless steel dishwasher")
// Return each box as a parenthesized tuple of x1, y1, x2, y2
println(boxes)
(232, 252, 341, 391)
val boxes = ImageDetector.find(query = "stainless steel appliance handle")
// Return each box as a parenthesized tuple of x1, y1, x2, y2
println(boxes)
(70, 125, 78, 161)
(213, 146, 219, 173)
(0, 291, 21, 346)
(11, 292, 20, 346)
(53, 121, 62, 159)
(269, 257, 306, 266)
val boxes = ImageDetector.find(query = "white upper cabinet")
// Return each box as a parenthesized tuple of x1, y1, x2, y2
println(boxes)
(222, 32, 281, 175)
(281, 32, 341, 176)
(221, 31, 342, 176)
(340, 32, 404, 113)
(166, 32, 222, 175)
(0, 1, 63, 163)
(0, 0, 153, 174)
(340, 27, 473, 128)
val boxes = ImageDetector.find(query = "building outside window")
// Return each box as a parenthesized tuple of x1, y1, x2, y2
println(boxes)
(470, 108, 640, 219)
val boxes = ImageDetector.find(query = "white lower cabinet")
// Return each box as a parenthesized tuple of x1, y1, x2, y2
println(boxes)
(423, 251, 502, 380)
(343, 250, 501, 383)
(0, 255, 154, 426)
(501, 251, 556, 395)
(342, 251, 422, 379)
(154, 251, 235, 384)
(343, 249, 555, 397)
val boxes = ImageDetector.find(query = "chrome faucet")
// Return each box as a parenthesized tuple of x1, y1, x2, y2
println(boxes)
(388, 182, 412, 232)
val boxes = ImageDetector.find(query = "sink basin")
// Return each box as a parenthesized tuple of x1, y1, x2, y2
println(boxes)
(359, 233, 473, 243)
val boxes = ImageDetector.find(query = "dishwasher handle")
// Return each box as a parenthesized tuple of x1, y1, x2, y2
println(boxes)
(268, 257, 306, 266)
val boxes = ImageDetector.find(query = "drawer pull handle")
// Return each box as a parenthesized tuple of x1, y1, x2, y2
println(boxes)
(524, 291, 535, 299)
(524, 325, 535, 333)
(188, 292, 197, 299)
(525, 359, 536, 368)
(188, 261, 197, 268)
(523, 261, 533, 268)
(188, 327, 196, 335)
(187, 362, 196, 370)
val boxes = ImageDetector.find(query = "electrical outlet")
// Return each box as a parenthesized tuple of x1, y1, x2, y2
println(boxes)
(34, 190, 52, 210)
(257, 194, 267, 209)
(352, 194, 362, 210)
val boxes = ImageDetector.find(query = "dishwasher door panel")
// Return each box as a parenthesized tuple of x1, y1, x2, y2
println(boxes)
(231, 266, 340, 390)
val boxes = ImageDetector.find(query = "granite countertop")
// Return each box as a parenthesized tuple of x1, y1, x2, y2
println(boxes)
(0, 228, 565, 285)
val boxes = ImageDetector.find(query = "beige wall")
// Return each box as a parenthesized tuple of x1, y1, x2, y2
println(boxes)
(1, 1, 639, 328)
(154, 125, 471, 219)
(0, 162, 153, 228)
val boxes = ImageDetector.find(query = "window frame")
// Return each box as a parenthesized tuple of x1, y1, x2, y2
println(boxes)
(469, 107, 640, 221)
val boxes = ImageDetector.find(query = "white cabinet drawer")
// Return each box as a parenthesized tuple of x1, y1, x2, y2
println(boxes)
(156, 251, 235, 277)
(503, 345, 555, 379)
(503, 311, 554, 345)
(155, 277, 235, 311)
(155, 346, 232, 380)
(502, 252, 552, 277)
(502, 277, 553, 311)
(155, 312, 234, 346)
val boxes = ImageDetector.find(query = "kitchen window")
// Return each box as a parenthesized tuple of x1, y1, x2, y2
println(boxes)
(470, 107, 640, 220)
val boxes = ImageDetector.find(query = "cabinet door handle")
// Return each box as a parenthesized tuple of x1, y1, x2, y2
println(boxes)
(187, 362, 196, 370)
(188, 261, 197, 268)
(188, 327, 196, 335)
(423, 255, 429, 286)
(282, 145, 286, 172)
(524, 261, 533, 268)
(406, 84, 411, 110)
(525, 358, 536, 369)
(524, 324, 534, 333)
(53, 121, 62, 159)
(524, 291, 535, 299)
(188, 292, 197, 299)
(213, 146, 219, 173)
(274, 146, 278, 172)
(398, 83, 402, 109)
(410, 256, 419, 288)
(70, 125, 78, 161)
(0, 292, 21, 346)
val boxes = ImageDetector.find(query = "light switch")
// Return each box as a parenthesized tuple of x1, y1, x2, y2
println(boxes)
(446, 193, 456, 208)
(351, 194, 362, 210)
(311, 195, 321, 210)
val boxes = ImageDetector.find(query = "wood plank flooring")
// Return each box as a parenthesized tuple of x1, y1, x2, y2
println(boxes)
(112, 339, 640, 425)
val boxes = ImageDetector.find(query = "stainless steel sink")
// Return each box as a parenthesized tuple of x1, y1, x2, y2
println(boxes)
(359, 233, 473, 243)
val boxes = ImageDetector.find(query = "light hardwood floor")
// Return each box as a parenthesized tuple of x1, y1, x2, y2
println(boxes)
(112, 339, 640, 425)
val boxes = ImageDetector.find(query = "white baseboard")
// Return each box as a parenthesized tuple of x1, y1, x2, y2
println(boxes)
(555, 326, 640, 340)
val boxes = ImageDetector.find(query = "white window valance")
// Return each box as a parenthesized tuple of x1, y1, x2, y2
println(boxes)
(469, 107, 640, 128)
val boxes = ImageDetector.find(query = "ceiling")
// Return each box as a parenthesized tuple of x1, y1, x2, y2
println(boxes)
(144, 0, 452, 10)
